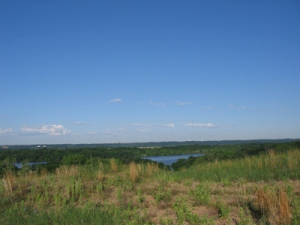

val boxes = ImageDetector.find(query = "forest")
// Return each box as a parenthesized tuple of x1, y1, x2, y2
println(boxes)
(1, 140, 299, 175)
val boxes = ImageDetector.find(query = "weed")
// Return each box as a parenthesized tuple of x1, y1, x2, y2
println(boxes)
(221, 178, 231, 187)
(173, 198, 189, 225)
(137, 188, 145, 204)
(159, 216, 172, 225)
(255, 187, 291, 224)
(239, 208, 255, 225)
(154, 187, 172, 209)
(110, 158, 118, 172)
(182, 212, 216, 225)
(191, 182, 211, 205)
(186, 212, 201, 224)
(286, 185, 294, 198)
(217, 202, 231, 220)
(122, 179, 133, 191)
(96, 182, 104, 194)
(96, 170, 104, 181)
(173, 197, 215, 225)
(146, 163, 159, 176)
(129, 162, 139, 183)
(116, 187, 123, 206)
(56, 165, 79, 177)
(185, 180, 192, 186)
(2, 171, 14, 196)
(291, 195, 300, 225)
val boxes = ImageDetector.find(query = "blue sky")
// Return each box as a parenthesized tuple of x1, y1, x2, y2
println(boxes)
(1, 1, 299, 145)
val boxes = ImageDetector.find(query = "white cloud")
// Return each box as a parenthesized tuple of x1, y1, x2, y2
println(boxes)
(21, 124, 70, 136)
(125, 123, 175, 128)
(228, 104, 253, 110)
(127, 123, 144, 127)
(176, 102, 193, 106)
(184, 123, 216, 128)
(110, 98, 122, 103)
(149, 101, 165, 107)
(0, 128, 13, 135)
(100, 128, 129, 138)
(200, 106, 213, 110)
(74, 121, 83, 125)
(159, 124, 175, 128)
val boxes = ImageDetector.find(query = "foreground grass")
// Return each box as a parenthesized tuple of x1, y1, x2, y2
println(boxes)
(173, 149, 300, 182)
(1, 149, 300, 224)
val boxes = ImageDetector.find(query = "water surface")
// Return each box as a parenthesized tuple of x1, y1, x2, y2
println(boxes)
(14, 162, 47, 169)
(142, 154, 203, 166)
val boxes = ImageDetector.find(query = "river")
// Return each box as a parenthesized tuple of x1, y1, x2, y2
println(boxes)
(142, 154, 204, 166)
(14, 162, 47, 169)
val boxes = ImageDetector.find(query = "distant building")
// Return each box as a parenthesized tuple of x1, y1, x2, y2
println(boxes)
(1, 145, 9, 149)
(37, 145, 46, 148)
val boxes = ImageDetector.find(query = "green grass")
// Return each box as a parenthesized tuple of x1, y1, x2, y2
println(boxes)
(1, 148, 300, 224)
(173, 149, 300, 182)
(190, 182, 211, 205)
(0, 202, 149, 225)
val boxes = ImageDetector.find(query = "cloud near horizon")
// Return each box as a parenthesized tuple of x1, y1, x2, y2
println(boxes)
(74, 121, 84, 125)
(228, 104, 253, 110)
(184, 123, 217, 128)
(149, 101, 166, 107)
(110, 98, 122, 103)
(0, 128, 14, 135)
(176, 102, 193, 106)
(21, 125, 70, 136)
(159, 124, 175, 128)
(126, 123, 175, 128)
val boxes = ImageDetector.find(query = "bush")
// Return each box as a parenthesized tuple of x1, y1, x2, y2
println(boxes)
(62, 154, 87, 165)
(191, 183, 211, 205)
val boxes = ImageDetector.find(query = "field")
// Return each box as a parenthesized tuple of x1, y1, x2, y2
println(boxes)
(1, 148, 300, 224)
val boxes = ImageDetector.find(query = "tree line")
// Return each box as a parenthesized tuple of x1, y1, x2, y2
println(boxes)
(1, 141, 299, 174)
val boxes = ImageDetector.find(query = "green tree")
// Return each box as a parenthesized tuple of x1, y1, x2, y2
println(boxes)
(62, 154, 87, 165)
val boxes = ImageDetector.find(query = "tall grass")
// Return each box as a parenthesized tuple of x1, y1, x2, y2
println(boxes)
(2, 171, 14, 196)
(254, 187, 291, 224)
(175, 149, 300, 182)
(56, 165, 79, 177)
(110, 158, 118, 172)
(129, 162, 138, 183)
(146, 163, 159, 176)
(95, 161, 105, 181)
(96, 170, 104, 181)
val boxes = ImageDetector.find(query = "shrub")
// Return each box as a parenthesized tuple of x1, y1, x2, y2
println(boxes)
(191, 183, 211, 205)
(62, 154, 87, 165)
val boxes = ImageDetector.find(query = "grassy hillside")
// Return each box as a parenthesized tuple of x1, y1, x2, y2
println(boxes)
(1, 148, 300, 224)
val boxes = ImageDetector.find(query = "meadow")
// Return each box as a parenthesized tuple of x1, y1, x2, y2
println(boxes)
(1, 148, 300, 224)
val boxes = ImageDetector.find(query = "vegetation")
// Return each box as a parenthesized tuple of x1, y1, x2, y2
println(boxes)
(0, 144, 205, 168)
(1, 141, 300, 224)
